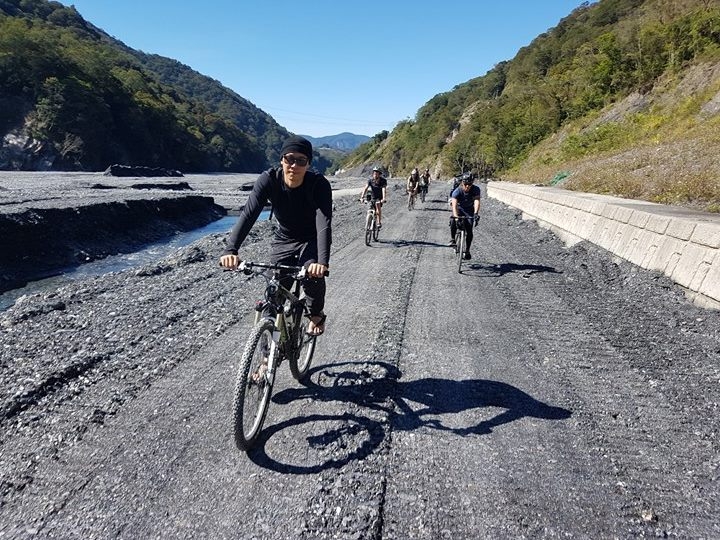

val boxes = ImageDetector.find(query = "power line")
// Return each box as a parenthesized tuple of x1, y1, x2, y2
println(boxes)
(261, 105, 394, 127)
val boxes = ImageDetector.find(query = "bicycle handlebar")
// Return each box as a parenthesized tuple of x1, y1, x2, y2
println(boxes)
(238, 261, 329, 278)
(452, 214, 480, 227)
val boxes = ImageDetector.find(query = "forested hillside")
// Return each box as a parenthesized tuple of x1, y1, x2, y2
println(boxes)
(0, 0, 283, 172)
(131, 53, 289, 165)
(345, 0, 720, 212)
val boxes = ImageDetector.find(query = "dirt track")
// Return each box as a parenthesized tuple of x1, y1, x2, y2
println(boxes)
(1, 180, 719, 538)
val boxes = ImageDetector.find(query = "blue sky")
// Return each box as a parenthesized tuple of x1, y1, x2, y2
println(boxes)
(58, 1, 587, 138)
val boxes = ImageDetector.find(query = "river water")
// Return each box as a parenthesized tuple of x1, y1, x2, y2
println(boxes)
(0, 213, 266, 311)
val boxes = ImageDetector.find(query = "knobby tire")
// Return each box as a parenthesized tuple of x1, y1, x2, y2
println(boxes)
(407, 194, 415, 211)
(288, 301, 316, 381)
(457, 228, 466, 273)
(365, 212, 373, 246)
(233, 318, 276, 451)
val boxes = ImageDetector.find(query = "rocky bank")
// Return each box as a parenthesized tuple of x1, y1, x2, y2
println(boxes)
(0, 172, 245, 292)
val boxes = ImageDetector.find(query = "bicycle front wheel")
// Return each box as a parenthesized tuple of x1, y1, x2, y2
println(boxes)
(457, 229, 465, 273)
(372, 219, 380, 241)
(233, 318, 276, 451)
(365, 213, 372, 246)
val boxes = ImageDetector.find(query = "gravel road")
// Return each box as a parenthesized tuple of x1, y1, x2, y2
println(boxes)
(1, 179, 719, 539)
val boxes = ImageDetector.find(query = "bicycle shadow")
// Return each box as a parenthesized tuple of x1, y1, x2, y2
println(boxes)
(420, 206, 453, 212)
(247, 361, 571, 473)
(461, 261, 562, 278)
(389, 239, 448, 248)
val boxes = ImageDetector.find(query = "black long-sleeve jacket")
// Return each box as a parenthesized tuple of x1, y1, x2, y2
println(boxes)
(224, 168, 333, 265)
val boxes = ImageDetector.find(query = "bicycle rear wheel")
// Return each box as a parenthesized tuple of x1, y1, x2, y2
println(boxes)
(233, 318, 276, 451)
(289, 302, 316, 381)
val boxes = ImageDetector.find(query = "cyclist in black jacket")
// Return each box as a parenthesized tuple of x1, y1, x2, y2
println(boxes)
(449, 174, 481, 259)
(359, 167, 388, 227)
(220, 135, 332, 335)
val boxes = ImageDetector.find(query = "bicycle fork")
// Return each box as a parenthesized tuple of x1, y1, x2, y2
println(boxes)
(252, 309, 286, 386)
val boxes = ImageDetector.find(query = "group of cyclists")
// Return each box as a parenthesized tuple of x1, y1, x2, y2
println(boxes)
(406, 167, 431, 206)
(360, 166, 480, 258)
(221, 136, 484, 450)
(220, 134, 482, 338)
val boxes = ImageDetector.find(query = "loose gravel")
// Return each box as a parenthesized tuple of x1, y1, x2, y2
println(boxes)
(0, 177, 718, 538)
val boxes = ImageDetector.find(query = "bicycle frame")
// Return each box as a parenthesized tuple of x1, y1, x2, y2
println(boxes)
(241, 262, 308, 362)
(407, 188, 416, 210)
(365, 200, 380, 245)
(231, 261, 324, 450)
(453, 216, 474, 273)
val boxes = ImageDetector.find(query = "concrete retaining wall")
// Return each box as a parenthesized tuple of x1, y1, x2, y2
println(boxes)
(486, 181, 720, 310)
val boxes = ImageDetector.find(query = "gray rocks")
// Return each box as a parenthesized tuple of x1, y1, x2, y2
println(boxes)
(103, 164, 184, 177)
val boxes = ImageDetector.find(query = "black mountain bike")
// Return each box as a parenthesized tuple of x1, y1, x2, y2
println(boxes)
(407, 188, 417, 211)
(419, 183, 428, 203)
(230, 261, 323, 451)
(453, 215, 476, 273)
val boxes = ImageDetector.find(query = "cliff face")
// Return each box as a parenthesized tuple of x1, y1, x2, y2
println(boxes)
(0, 126, 58, 171)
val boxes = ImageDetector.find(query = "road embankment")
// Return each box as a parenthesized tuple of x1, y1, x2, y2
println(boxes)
(487, 181, 720, 309)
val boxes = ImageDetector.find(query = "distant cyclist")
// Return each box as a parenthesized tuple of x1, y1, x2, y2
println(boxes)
(448, 172, 468, 203)
(419, 168, 431, 200)
(449, 174, 481, 259)
(407, 167, 420, 206)
(359, 166, 388, 227)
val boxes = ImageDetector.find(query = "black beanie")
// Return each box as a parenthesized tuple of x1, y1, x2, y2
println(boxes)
(280, 135, 313, 162)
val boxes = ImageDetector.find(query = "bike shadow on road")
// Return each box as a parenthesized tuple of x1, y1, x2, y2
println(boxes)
(387, 239, 449, 249)
(249, 361, 571, 473)
(460, 261, 562, 278)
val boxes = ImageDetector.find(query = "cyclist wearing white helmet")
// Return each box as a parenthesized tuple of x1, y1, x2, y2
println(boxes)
(359, 166, 388, 228)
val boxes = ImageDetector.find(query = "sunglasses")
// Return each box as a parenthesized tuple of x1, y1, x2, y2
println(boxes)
(283, 154, 309, 167)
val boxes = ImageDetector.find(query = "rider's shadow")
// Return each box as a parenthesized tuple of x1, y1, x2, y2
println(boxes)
(390, 376, 570, 436)
(253, 361, 571, 472)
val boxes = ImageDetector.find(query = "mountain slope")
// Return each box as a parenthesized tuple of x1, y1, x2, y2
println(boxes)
(342, 0, 720, 212)
(302, 133, 370, 151)
(0, 0, 279, 172)
(128, 53, 289, 165)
